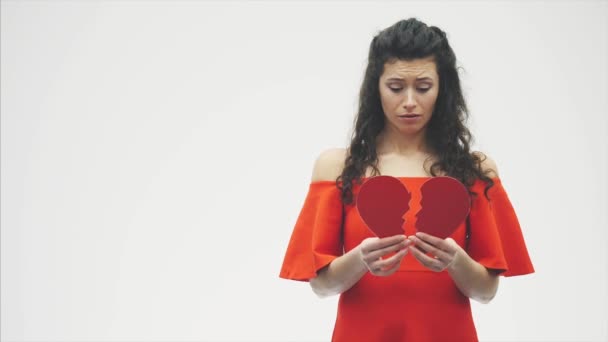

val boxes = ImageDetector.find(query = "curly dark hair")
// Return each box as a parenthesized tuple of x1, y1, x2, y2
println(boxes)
(336, 18, 495, 205)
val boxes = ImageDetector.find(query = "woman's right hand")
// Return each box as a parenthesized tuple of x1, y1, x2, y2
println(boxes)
(357, 234, 411, 276)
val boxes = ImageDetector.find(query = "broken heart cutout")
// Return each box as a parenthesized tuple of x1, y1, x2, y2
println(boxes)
(356, 176, 411, 238)
(356, 176, 471, 239)
(417, 176, 471, 239)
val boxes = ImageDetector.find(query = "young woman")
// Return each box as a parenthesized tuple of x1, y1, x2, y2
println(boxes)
(279, 18, 534, 341)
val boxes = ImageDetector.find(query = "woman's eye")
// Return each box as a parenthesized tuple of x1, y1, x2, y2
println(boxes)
(389, 87, 431, 93)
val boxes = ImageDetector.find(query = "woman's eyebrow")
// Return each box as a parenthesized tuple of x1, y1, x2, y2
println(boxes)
(387, 76, 434, 81)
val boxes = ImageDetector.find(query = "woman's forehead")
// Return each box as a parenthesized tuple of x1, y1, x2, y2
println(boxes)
(382, 58, 438, 80)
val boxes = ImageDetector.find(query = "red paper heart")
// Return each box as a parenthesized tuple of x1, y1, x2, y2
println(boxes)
(416, 176, 471, 239)
(356, 176, 411, 238)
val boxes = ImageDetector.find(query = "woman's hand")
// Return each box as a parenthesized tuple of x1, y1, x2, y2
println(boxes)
(407, 232, 464, 272)
(357, 234, 411, 276)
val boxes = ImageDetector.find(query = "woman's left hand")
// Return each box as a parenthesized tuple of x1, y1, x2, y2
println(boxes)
(407, 232, 464, 272)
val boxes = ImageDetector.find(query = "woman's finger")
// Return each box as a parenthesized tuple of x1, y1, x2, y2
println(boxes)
(361, 235, 406, 254)
(408, 245, 445, 272)
(370, 250, 406, 276)
(365, 240, 411, 262)
(371, 248, 408, 270)
(408, 236, 449, 260)
(374, 262, 401, 276)
(415, 232, 456, 254)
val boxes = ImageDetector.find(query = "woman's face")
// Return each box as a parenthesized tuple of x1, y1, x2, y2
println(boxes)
(378, 56, 440, 134)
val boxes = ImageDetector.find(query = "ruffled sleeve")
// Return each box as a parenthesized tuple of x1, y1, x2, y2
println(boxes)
(279, 181, 344, 282)
(467, 177, 535, 277)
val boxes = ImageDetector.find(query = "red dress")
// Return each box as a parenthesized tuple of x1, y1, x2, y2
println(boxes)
(279, 176, 535, 342)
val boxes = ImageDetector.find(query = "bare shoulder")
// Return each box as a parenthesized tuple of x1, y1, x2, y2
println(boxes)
(311, 147, 347, 182)
(472, 151, 500, 178)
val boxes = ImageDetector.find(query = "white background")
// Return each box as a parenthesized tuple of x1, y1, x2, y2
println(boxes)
(2, 1, 607, 341)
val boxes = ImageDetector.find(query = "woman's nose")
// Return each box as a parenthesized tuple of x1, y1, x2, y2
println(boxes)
(403, 90, 416, 110)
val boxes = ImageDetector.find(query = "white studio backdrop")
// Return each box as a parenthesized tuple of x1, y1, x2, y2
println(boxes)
(1, 1, 606, 341)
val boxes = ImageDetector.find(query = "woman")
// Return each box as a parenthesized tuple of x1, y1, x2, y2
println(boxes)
(279, 18, 534, 341)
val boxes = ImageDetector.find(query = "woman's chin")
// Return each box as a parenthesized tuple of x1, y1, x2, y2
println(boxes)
(398, 125, 425, 135)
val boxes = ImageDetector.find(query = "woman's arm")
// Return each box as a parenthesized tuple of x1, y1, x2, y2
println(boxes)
(309, 148, 369, 298)
(310, 235, 409, 298)
(408, 234, 500, 303)
(411, 151, 502, 303)
(309, 246, 368, 298)
(449, 151, 500, 303)
(447, 249, 500, 304)
(306, 148, 409, 297)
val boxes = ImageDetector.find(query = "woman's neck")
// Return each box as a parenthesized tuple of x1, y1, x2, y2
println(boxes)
(375, 129, 434, 157)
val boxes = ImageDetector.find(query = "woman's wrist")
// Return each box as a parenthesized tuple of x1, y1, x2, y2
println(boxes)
(446, 246, 468, 273)
(446, 248, 498, 303)
(312, 246, 369, 297)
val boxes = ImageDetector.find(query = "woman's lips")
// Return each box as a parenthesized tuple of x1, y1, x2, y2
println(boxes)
(398, 114, 421, 122)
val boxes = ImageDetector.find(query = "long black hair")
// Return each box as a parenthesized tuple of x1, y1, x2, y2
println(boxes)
(336, 18, 495, 205)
